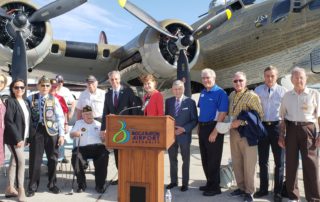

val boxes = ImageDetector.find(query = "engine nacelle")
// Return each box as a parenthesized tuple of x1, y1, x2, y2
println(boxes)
(121, 19, 200, 80)
(142, 20, 200, 79)
(0, 0, 52, 69)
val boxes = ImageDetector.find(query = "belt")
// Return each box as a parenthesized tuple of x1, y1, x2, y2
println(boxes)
(286, 120, 314, 126)
(199, 121, 216, 126)
(262, 121, 279, 126)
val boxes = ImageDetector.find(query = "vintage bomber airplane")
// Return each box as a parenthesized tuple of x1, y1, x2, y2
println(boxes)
(0, 0, 320, 94)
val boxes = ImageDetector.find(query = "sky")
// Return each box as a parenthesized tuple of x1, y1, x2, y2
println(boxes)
(34, 0, 220, 45)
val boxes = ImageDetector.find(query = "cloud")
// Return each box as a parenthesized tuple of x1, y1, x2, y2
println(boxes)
(33, 0, 131, 43)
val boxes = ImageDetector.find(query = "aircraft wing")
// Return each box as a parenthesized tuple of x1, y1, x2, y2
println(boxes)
(1, 0, 233, 94)
(29, 40, 122, 84)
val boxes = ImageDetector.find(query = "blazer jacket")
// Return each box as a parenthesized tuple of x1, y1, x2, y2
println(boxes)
(165, 96, 198, 144)
(101, 86, 138, 131)
(4, 97, 33, 145)
(237, 110, 267, 146)
(144, 90, 164, 116)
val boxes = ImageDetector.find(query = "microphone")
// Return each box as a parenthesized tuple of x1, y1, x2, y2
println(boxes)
(119, 106, 142, 115)
(141, 99, 150, 111)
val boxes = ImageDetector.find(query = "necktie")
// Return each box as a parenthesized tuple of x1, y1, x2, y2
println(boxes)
(268, 88, 271, 94)
(40, 96, 46, 123)
(175, 99, 180, 116)
(114, 91, 118, 108)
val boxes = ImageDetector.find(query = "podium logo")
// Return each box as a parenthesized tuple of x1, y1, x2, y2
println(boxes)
(113, 121, 130, 144)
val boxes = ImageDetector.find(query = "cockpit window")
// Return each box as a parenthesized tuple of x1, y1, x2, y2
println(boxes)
(215, 1, 242, 15)
(271, 0, 291, 23)
(230, 1, 243, 10)
(309, 0, 320, 10)
(242, 0, 256, 5)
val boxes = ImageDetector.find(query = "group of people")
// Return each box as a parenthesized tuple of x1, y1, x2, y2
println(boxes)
(0, 75, 75, 201)
(187, 66, 319, 202)
(0, 65, 319, 202)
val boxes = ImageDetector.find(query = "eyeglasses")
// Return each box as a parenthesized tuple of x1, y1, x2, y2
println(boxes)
(41, 84, 51, 88)
(233, 79, 244, 83)
(13, 86, 25, 90)
(0, 81, 5, 84)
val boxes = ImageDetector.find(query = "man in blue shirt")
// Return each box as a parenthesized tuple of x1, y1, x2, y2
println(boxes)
(198, 68, 229, 196)
(254, 66, 287, 202)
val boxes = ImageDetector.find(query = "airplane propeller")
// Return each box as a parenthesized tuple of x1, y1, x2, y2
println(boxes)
(118, 0, 232, 96)
(0, 7, 12, 19)
(1, 0, 87, 83)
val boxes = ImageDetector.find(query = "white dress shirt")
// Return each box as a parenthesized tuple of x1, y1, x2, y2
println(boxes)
(76, 88, 105, 118)
(71, 120, 102, 147)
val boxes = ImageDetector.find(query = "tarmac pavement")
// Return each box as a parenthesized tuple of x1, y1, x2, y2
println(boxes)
(0, 131, 312, 202)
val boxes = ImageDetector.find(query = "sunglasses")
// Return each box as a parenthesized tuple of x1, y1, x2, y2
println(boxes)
(13, 86, 25, 90)
(233, 79, 244, 83)
(41, 84, 51, 87)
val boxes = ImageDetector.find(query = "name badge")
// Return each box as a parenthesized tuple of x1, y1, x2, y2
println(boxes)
(47, 100, 53, 107)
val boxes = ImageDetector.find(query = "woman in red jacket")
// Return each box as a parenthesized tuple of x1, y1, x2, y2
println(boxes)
(140, 74, 164, 116)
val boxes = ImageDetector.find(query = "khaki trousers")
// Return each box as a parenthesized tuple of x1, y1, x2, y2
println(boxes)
(8, 145, 25, 188)
(230, 129, 257, 194)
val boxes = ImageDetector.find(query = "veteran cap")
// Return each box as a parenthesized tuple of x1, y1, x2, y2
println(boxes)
(82, 105, 92, 112)
(38, 76, 50, 84)
(86, 75, 97, 82)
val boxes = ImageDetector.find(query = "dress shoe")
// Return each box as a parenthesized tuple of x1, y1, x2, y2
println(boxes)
(253, 190, 268, 198)
(180, 185, 188, 192)
(203, 189, 221, 196)
(48, 186, 61, 194)
(111, 180, 118, 185)
(199, 185, 209, 191)
(229, 188, 245, 197)
(95, 186, 104, 194)
(166, 183, 177, 189)
(77, 184, 87, 193)
(274, 193, 282, 202)
(243, 193, 254, 202)
(77, 187, 85, 193)
(5, 186, 18, 198)
(26, 190, 35, 197)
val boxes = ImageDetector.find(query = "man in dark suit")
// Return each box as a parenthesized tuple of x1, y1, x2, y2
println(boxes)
(100, 70, 139, 185)
(165, 80, 198, 192)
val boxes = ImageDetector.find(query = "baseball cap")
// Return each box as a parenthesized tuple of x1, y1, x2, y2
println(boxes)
(86, 75, 97, 82)
(38, 76, 50, 84)
(82, 105, 92, 112)
(56, 75, 64, 83)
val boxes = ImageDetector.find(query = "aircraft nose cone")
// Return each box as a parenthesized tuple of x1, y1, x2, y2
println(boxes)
(181, 35, 194, 47)
(13, 13, 27, 28)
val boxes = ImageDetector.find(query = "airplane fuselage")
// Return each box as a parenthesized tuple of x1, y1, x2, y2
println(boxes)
(191, 0, 320, 88)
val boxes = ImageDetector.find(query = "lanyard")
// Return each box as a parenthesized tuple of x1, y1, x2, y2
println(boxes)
(232, 89, 248, 114)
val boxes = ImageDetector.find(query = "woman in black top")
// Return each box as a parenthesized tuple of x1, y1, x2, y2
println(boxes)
(4, 79, 32, 202)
